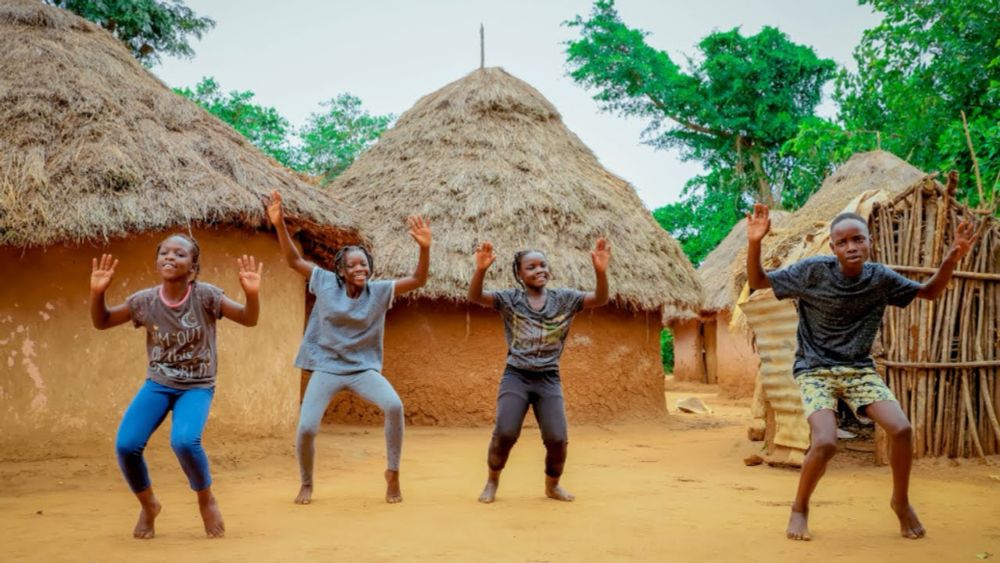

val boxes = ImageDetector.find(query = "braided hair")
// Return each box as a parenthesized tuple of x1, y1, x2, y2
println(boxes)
(156, 233, 201, 284)
(333, 245, 375, 291)
(511, 249, 548, 289)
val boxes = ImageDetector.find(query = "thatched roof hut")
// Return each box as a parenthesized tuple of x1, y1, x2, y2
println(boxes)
(0, 0, 358, 255)
(332, 67, 701, 320)
(0, 0, 361, 457)
(738, 151, 934, 466)
(324, 67, 702, 425)
(686, 213, 787, 399)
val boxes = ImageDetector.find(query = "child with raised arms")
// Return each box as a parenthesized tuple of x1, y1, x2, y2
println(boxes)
(745, 176, 977, 541)
(266, 191, 431, 505)
(90, 234, 262, 539)
(468, 238, 611, 503)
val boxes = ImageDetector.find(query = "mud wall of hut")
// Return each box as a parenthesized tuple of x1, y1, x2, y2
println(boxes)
(706, 311, 760, 399)
(0, 228, 305, 459)
(318, 301, 667, 425)
(669, 319, 705, 383)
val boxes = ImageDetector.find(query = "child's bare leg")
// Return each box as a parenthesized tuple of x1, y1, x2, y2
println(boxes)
(479, 433, 518, 503)
(537, 381, 572, 501)
(196, 487, 225, 538)
(132, 487, 161, 539)
(865, 400, 925, 539)
(479, 467, 502, 503)
(385, 469, 402, 503)
(787, 409, 838, 541)
(480, 375, 529, 504)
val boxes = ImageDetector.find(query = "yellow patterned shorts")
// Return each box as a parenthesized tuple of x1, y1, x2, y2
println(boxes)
(795, 366, 897, 421)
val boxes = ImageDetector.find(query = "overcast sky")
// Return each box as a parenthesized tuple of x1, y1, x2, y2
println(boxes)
(153, 1, 882, 210)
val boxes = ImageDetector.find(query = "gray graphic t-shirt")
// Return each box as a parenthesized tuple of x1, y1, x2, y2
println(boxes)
(295, 267, 395, 375)
(493, 287, 586, 372)
(127, 282, 225, 389)
(767, 255, 922, 375)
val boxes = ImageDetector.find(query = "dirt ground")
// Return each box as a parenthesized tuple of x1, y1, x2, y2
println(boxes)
(2, 382, 998, 562)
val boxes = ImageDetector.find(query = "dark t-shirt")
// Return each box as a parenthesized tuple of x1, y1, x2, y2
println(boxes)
(767, 256, 922, 375)
(493, 287, 586, 372)
(127, 282, 225, 389)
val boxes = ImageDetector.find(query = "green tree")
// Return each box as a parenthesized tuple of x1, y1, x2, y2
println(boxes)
(565, 0, 835, 264)
(46, 0, 214, 66)
(786, 0, 1000, 210)
(174, 77, 298, 169)
(660, 329, 675, 374)
(298, 94, 394, 185)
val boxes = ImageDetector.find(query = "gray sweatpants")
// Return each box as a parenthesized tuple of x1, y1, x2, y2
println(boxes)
(297, 370, 404, 486)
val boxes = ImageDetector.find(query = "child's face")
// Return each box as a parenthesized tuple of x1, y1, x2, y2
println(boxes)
(518, 252, 550, 289)
(829, 219, 870, 274)
(156, 236, 196, 282)
(340, 249, 370, 290)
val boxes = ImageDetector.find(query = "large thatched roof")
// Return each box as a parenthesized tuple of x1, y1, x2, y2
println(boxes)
(329, 67, 702, 320)
(698, 211, 788, 313)
(0, 0, 360, 252)
(731, 151, 927, 291)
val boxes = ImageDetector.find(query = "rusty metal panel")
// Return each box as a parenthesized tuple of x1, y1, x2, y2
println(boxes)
(739, 290, 810, 452)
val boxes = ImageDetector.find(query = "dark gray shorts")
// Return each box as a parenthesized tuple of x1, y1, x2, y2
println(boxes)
(493, 365, 567, 444)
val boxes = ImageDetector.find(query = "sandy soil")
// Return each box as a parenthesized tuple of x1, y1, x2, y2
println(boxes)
(2, 384, 998, 562)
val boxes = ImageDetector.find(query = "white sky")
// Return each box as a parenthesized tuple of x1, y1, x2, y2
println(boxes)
(153, 1, 882, 210)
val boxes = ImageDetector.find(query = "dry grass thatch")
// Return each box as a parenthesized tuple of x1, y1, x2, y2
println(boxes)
(329, 67, 703, 321)
(697, 211, 788, 313)
(0, 0, 360, 253)
(730, 151, 927, 291)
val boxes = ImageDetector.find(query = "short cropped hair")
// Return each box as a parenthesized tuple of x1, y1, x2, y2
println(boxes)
(830, 212, 868, 234)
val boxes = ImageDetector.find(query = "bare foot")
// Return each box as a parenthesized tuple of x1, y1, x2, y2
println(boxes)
(786, 510, 811, 541)
(294, 484, 313, 505)
(385, 469, 402, 504)
(133, 497, 162, 539)
(478, 479, 499, 504)
(197, 490, 225, 539)
(891, 499, 926, 539)
(545, 476, 575, 502)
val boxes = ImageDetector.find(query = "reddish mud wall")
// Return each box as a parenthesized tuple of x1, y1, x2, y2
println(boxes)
(708, 310, 760, 399)
(669, 319, 705, 383)
(315, 301, 666, 426)
(0, 228, 305, 458)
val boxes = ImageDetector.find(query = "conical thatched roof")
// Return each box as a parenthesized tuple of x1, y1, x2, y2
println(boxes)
(0, 0, 359, 252)
(698, 211, 788, 313)
(329, 67, 702, 320)
(731, 150, 927, 290)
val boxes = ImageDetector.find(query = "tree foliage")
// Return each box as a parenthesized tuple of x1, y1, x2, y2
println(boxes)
(786, 0, 1000, 210)
(46, 0, 214, 66)
(565, 0, 835, 265)
(298, 95, 394, 185)
(174, 78, 298, 169)
(175, 79, 393, 183)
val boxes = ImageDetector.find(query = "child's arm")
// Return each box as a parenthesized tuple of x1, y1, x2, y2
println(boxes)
(266, 190, 317, 279)
(393, 215, 432, 296)
(746, 203, 772, 290)
(220, 255, 262, 326)
(916, 217, 978, 300)
(582, 238, 611, 309)
(468, 241, 497, 307)
(90, 254, 132, 329)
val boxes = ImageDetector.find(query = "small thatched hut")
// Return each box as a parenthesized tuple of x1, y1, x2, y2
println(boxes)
(0, 1, 361, 458)
(736, 151, 927, 465)
(326, 67, 702, 425)
(693, 213, 787, 398)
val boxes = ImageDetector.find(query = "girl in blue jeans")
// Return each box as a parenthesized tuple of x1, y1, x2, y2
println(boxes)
(90, 234, 262, 539)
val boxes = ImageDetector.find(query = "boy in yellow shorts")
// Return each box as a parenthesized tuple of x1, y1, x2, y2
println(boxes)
(745, 180, 977, 541)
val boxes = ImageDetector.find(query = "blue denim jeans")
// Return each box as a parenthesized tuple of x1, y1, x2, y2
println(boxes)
(115, 379, 214, 492)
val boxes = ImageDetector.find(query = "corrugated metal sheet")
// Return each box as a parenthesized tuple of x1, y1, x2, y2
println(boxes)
(739, 290, 810, 452)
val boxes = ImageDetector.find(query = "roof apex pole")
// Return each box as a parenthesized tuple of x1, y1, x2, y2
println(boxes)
(480, 23, 484, 69)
